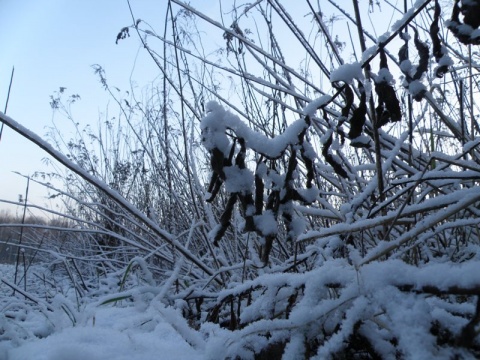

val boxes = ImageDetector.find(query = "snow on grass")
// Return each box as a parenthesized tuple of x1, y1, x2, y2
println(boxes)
(1, 264, 204, 360)
(8, 305, 203, 360)
(2, 253, 480, 359)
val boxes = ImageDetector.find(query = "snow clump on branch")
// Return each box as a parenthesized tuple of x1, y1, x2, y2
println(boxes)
(201, 101, 230, 155)
(201, 100, 328, 159)
(330, 62, 364, 84)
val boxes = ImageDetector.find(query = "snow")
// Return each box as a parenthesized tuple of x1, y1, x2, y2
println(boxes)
(201, 101, 230, 155)
(457, 24, 476, 36)
(254, 210, 278, 236)
(446, 22, 480, 43)
(302, 95, 332, 117)
(350, 134, 372, 148)
(1, 264, 203, 360)
(390, 0, 428, 33)
(201, 101, 311, 159)
(329, 62, 364, 84)
(7, 305, 203, 360)
(224, 165, 254, 194)
(472, 28, 480, 41)
(320, 129, 333, 145)
(296, 186, 319, 203)
(3, 233, 480, 359)
(2, 2, 480, 356)
(438, 53, 453, 67)
(463, 138, 480, 153)
(373, 68, 395, 84)
(400, 32, 411, 41)
(377, 32, 390, 44)
(361, 45, 378, 63)
(408, 80, 427, 97)
(400, 59, 412, 74)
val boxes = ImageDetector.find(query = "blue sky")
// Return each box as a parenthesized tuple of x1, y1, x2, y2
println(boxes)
(0, 0, 308, 217)
(0, 0, 393, 217)
(0, 0, 172, 215)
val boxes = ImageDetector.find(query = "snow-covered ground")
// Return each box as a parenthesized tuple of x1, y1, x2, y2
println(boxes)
(0, 264, 204, 360)
(3, 259, 480, 359)
(5, 306, 203, 360)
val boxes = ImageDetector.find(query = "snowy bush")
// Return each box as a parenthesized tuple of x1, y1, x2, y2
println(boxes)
(2, 0, 480, 358)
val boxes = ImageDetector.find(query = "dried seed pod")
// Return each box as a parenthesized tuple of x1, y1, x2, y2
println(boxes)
(375, 83, 401, 126)
(261, 235, 275, 264)
(430, 0, 450, 78)
(447, 0, 480, 45)
(341, 84, 354, 119)
(462, 0, 480, 29)
(430, 0, 442, 60)
(210, 147, 227, 179)
(206, 175, 222, 203)
(398, 39, 408, 64)
(254, 162, 264, 215)
(300, 140, 315, 188)
(349, 83, 367, 138)
(322, 133, 348, 178)
(297, 120, 316, 188)
(412, 27, 429, 81)
(282, 211, 294, 242)
(239, 193, 255, 232)
(212, 194, 237, 246)
(235, 138, 246, 169)
(374, 49, 401, 128)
